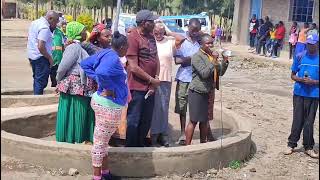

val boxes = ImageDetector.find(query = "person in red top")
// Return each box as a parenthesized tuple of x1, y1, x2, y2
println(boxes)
(273, 21, 286, 58)
(125, 10, 161, 147)
(249, 14, 259, 51)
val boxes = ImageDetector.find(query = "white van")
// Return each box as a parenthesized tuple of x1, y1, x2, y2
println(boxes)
(160, 12, 211, 34)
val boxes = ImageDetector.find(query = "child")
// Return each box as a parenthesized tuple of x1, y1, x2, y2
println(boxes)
(265, 24, 277, 57)
(215, 26, 222, 47)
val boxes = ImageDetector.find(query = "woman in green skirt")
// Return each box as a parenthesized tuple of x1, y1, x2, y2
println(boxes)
(55, 21, 96, 143)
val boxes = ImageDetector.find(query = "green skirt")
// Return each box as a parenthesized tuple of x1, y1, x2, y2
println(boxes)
(56, 92, 95, 143)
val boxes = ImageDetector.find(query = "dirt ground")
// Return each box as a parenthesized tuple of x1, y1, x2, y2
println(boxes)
(1, 19, 319, 180)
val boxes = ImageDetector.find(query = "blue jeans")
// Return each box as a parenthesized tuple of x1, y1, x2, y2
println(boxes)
(126, 90, 155, 147)
(29, 56, 50, 95)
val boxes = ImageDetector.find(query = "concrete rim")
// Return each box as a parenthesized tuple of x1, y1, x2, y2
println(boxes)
(1, 105, 252, 177)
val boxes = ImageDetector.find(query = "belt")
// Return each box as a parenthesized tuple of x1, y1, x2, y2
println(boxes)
(100, 90, 116, 99)
(52, 46, 63, 51)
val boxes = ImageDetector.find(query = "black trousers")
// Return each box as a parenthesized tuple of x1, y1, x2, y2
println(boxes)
(288, 95, 319, 150)
(289, 43, 296, 59)
(273, 39, 283, 57)
(50, 65, 58, 87)
(249, 32, 256, 48)
(256, 38, 266, 55)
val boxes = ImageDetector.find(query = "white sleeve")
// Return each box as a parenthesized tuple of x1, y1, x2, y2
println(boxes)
(38, 28, 52, 42)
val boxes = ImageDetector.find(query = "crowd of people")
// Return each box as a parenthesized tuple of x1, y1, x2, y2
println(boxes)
(248, 14, 319, 59)
(25, 8, 319, 179)
(27, 10, 231, 180)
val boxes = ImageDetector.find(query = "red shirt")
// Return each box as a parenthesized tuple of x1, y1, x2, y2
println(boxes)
(275, 25, 286, 40)
(126, 28, 158, 91)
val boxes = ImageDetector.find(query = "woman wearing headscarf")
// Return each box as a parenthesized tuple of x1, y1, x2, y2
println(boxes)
(80, 23, 112, 56)
(55, 21, 96, 144)
(81, 31, 129, 180)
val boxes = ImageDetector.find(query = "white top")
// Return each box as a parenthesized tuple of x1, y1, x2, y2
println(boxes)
(27, 17, 53, 60)
(156, 36, 176, 82)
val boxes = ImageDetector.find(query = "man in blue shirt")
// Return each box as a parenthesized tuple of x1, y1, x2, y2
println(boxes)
(174, 18, 201, 145)
(284, 34, 319, 158)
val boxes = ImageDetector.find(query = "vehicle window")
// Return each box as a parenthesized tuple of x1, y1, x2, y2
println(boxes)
(199, 18, 207, 26)
(177, 19, 183, 27)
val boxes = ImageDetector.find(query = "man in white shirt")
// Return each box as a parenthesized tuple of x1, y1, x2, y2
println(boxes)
(27, 10, 59, 95)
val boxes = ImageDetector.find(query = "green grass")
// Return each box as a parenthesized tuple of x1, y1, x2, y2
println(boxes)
(228, 160, 242, 169)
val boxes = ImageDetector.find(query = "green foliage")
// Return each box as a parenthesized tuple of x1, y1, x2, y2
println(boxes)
(64, 14, 73, 22)
(228, 160, 242, 169)
(76, 13, 94, 32)
(39, 9, 46, 17)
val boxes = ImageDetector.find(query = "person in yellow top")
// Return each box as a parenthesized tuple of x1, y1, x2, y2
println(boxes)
(295, 22, 310, 56)
(265, 24, 277, 57)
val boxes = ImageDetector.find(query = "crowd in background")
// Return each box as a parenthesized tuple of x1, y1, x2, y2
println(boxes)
(248, 14, 318, 59)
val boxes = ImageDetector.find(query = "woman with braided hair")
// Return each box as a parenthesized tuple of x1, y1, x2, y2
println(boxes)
(81, 31, 129, 180)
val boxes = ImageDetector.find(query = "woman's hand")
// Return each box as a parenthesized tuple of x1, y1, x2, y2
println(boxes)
(64, 40, 75, 47)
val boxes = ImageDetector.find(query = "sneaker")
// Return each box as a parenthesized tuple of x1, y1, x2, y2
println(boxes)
(178, 134, 186, 145)
(284, 146, 294, 155)
(272, 55, 277, 58)
(305, 149, 319, 159)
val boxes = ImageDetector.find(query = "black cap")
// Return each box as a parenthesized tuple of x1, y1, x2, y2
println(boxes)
(136, 10, 159, 22)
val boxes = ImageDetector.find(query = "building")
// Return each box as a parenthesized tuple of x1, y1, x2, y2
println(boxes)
(231, 0, 319, 48)
(2, 0, 17, 19)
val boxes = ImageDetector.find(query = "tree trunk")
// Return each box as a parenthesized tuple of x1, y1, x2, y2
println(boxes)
(136, 0, 141, 13)
(100, 6, 103, 22)
(50, 0, 53, 10)
(73, 5, 77, 20)
(111, 0, 114, 20)
(94, 7, 97, 23)
(35, 0, 39, 19)
(105, 5, 108, 19)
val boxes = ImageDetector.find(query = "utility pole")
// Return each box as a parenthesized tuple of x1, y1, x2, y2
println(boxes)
(113, 0, 122, 31)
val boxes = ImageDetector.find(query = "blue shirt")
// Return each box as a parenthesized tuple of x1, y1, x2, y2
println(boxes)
(80, 49, 128, 106)
(175, 38, 200, 83)
(291, 52, 319, 98)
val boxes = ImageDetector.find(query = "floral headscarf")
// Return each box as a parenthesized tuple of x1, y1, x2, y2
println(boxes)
(89, 23, 106, 43)
(66, 21, 86, 41)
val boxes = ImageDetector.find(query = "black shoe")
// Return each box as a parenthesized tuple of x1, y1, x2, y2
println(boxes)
(159, 134, 170, 147)
(151, 134, 160, 147)
(207, 135, 217, 142)
(102, 173, 112, 180)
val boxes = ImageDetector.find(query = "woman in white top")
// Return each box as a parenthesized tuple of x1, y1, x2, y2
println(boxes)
(150, 22, 185, 147)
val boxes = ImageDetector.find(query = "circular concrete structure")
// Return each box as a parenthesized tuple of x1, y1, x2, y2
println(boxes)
(1, 102, 252, 177)
(1, 88, 58, 108)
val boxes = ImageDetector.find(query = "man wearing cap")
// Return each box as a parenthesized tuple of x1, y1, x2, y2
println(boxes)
(125, 10, 161, 147)
(284, 34, 319, 158)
